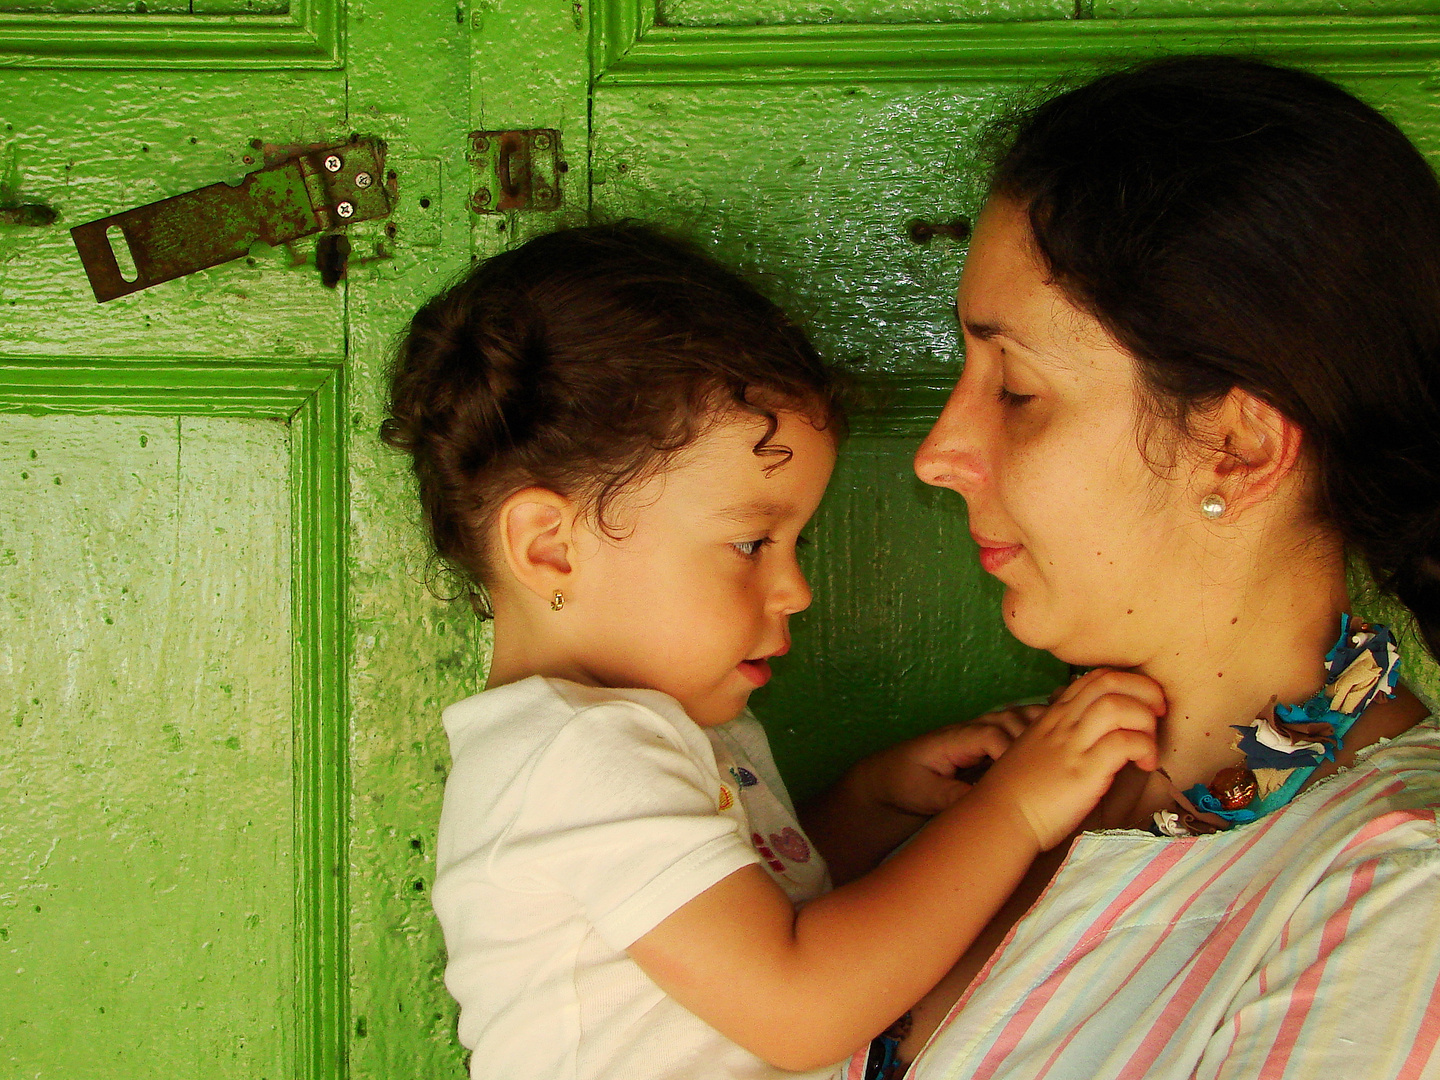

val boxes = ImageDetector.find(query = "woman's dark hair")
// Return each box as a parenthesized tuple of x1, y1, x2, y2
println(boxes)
(382, 222, 845, 616)
(988, 55, 1440, 659)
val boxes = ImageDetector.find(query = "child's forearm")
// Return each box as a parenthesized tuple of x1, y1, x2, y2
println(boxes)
(632, 784, 1042, 1071)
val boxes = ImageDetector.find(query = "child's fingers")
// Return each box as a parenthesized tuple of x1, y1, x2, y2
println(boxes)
(1071, 691, 1160, 743)
(1085, 727, 1160, 774)
(956, 723, 1014, 764)
(908, 722, 1013, 773)
(1051, 669, 1167, 724)
(973, 709, 1030, 741)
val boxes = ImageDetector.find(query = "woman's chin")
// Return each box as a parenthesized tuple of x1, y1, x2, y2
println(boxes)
(1001, 596, 1132, 669)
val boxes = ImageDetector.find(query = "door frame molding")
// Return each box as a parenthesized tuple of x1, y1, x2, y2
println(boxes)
(595, 2, 1440, 85)
(0, 0, 340, 68)
(0, 358, 349, 1080)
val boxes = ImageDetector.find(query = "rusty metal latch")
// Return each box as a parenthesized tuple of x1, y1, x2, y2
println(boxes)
(468, 130, 562, 213)
(71, 138, 392, 302)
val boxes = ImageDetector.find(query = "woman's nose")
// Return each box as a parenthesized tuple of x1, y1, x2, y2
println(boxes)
(914, 381, 988, 493)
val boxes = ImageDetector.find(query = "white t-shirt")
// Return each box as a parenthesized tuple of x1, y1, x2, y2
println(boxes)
(432, 675, 838, 1080)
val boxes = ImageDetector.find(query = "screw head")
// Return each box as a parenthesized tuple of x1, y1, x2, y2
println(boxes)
(472, 136, 489, 153)
(355, 172, 373, 188)
(336, 201, 355, 219)
(533, 186, 554, 203)
(472, 188, 492, 210)
(323, 154, 343, 173)
(533, 132, 552, 150)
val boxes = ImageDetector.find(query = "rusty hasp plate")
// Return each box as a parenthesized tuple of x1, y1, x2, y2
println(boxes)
(467, 130, 562, 213)
(70, 139, 392, 302)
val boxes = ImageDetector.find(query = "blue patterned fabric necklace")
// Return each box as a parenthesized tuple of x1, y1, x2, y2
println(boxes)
(1151, 614, 1401, 837)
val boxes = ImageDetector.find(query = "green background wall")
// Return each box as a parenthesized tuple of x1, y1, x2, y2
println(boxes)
(3, 1, 1439, 1076)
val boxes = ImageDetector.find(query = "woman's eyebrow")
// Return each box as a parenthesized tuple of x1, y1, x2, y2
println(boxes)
(962, 318, 1010, 341)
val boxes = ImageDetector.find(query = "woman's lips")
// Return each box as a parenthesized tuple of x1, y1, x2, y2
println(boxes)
(737, 658, 772, 687)
(974, 538, 1022, 574)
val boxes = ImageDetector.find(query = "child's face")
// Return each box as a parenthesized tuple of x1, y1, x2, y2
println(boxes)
(567, 408, 836, 726)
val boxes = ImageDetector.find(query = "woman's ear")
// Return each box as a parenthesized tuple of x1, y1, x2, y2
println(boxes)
(495, 487, 579, 603)
(1198, 387, 1304, 512)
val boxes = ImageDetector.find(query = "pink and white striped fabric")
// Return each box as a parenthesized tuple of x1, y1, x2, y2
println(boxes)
(900, 714, 1440, 1080)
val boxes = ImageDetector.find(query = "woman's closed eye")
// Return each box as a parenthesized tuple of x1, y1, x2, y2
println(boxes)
(996, 386, 1035, 407)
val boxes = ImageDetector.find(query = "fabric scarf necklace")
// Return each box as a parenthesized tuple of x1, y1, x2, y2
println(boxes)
(1150, 613, 1401, 837)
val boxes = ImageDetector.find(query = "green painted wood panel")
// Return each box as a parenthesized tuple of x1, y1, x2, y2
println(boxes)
(593, 81, 992, 376)
(0, 0, 339, 66)
(2, 1, 1439, 1077)
(0, 414, 294, 1078)
(0, 71, 347, 358)
(660, 0, 1071, 28)
(344, 1, 485, 1076)
(660, 0, 1438, 26)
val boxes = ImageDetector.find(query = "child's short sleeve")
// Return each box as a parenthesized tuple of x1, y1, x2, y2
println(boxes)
(490, 698, 761, 951)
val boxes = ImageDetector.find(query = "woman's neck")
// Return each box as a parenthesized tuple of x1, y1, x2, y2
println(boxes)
(1115, 544, 1351, 820)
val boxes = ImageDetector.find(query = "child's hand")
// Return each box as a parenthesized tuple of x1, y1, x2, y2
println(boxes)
(974, 668, 1164, 851)
(848, 713, 1021, 819)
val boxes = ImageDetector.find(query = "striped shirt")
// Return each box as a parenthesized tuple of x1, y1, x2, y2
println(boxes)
(906, 713, 1440, 1080)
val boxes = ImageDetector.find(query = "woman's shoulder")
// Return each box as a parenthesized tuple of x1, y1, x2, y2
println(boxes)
(1286, 712, 1440, 869)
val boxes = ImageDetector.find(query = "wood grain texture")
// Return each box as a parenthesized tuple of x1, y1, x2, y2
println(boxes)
(0, 414, 294, 1078)
(342, 0, 484, 1075)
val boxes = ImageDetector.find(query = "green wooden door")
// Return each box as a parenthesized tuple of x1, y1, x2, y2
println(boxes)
(4, 1, 1440, 1077)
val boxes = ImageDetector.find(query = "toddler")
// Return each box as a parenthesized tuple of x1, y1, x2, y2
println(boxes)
(383, 224, 1162, 1080)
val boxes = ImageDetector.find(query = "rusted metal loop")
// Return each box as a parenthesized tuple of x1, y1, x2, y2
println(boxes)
(497, 138, 525, 199)
(908, 217, 972, 245)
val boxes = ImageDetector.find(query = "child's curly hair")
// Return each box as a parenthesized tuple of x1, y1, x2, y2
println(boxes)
(382, 223, 847, 617)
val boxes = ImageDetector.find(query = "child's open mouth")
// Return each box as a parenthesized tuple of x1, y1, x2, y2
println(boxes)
(737, 658, 772, 687)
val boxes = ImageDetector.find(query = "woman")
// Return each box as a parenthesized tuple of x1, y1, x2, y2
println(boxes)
(899, 56, 1440, 1078)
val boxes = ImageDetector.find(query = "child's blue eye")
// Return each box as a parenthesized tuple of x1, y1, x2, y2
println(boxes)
(732, 537, 772, 557)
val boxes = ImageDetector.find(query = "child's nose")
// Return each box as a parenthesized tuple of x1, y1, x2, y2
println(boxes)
(769, 554, 812, 616)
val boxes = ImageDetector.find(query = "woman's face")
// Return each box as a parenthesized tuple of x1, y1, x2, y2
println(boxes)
(915, 198, 1205, 668)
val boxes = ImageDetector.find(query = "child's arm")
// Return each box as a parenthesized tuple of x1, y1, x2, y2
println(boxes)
(800, 704, 1043, 885)
(627, 668, 1163, 1072)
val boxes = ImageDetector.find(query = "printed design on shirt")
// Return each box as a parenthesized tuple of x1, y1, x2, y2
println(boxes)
(730, 765, 759, 788)
(751, 832, 788, 875)
(717, 785, 734, 812)
(769, 827, 811, 864)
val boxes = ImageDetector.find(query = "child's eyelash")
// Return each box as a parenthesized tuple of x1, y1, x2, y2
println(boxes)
(732, 537, 773, 557)
(996, 387, 1035, 407)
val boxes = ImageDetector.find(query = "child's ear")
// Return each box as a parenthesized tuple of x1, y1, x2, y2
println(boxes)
(496, 487, 579, 603)
(1193, 387, 1304, 513)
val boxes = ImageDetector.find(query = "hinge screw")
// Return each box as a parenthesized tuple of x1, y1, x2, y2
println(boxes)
(355, 172, 373, 188)
(533, 132, 553, 150)
(471, 189, 492, 212)
(336, 201, 355, 219)
(534, 186, 554, 203)
(472, 136, 489, 153)
(323, 154, 343, 173)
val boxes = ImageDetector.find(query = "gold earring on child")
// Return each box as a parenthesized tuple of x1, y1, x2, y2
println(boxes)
(550, 590, 565, 612)
(1200, 493, 1226, 520)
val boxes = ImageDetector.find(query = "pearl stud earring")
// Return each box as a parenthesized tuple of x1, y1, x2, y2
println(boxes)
(1200, 494, 1226, 520)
